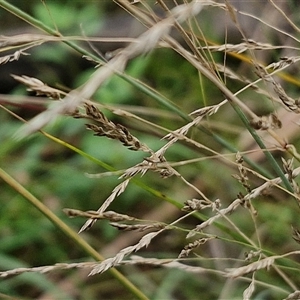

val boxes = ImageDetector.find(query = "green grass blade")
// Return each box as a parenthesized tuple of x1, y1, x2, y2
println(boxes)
(0, 167, 149, 300)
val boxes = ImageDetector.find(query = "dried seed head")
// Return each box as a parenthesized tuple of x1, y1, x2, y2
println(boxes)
(182, 199, 211, 211)
(233, 153, 251, 193)
(236, 152, 243, 164)
(63, 208, 134, 222)
(110, 222, 165, 232)
(245, 250, 261, 261)
(250, 114, 282, 131)
(75, 103, 150, 152)
(179, 236, 216, 258)
(182, 198, 220, 212)
(11, 74, 62, 99)
(225, 256, 275, 278)
(273, 82, 300, 113)
(1, 49, 30, 64)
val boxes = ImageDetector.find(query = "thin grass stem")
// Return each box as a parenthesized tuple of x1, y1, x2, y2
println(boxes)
(0, 167, 149, 300)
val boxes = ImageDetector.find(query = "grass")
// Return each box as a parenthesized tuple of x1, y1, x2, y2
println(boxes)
(1, 0, 300, 299)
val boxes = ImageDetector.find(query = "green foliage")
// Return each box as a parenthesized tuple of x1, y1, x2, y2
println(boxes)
(33, 1, 102, 34)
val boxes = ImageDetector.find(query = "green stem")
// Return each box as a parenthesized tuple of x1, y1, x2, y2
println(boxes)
(230, 102, 293, 192)
(0, 167, 149, 300)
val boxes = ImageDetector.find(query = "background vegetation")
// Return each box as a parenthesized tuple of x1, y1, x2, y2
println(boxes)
(1, 0, 300, 299)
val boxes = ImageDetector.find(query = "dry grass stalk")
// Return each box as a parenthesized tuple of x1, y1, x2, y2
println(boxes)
(80, 142, 174, 232)
(188, 165, 300, 238)
(11, 75, 63, 100)
(0, 34, 137, 46)
(85, 255, 223, 275)
(110, 222, 165, 232)
(249, 113, 282, 131)
(121, 103, 225, 178)
(179, 236, 216, 258)
(254, 59, 300, 114)
(0, 49, 30, 64)
(232, 152, 251, 193)
(201, 39, 300, 54)
(63, 208, 135, 222)
(0, 262, 96, 278)
(244, 250, 261, 261)
(125, 255, 218, 274)
(225, 250, 300, 279)
(79, 179, 130, 233)
(225, 256, 275, 278)
(243, 275, 255, 300)
(215, 63, 252, 83)
(94, 106, 227, 207)
(187, 199, 242, 238)
(0, 255, 222, 278)
(89, 230, 161, 275)
(89, 212, 193, 275)
(266, 56, 300, 72)
(0, 38, 46, 64)
(121, 153, 175, 179)
(64, 208, 166, 231)
(168, 29, 300, 157)
(16, 0, 206, 137)
(0, 34, 46, 47)
(0, 253, 221, 279)
(182, 198, 221, 212)
(74, 103, 150, 152)
(85, 102, 226, 234)
(273, 81, 300, 113)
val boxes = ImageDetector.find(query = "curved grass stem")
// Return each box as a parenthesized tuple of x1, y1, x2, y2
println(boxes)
(0, 167, 149, 300)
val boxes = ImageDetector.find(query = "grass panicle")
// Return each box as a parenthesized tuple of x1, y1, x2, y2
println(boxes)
(74, 103, 151, 152)
(2, 0, 300, 299)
